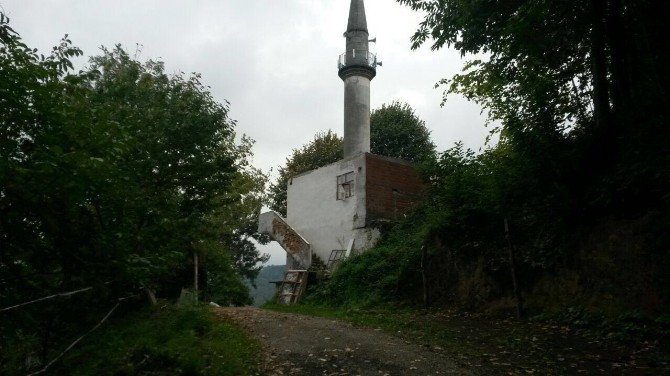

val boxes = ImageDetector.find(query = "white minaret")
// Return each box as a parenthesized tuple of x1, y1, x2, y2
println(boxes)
(338, 0, 378, 158)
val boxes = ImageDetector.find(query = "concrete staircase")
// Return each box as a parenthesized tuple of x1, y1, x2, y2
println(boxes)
(258, 211, 311, 269)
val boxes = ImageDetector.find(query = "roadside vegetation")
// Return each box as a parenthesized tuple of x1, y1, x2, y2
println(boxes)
(0, 13, 267, 374)
(50, 304, 260, 376)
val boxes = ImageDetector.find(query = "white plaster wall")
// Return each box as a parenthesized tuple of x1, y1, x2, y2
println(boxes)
(287, 153, 378, 264)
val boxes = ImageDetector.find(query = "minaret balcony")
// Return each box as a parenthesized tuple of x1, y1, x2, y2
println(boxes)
(337, 51, 378, 71)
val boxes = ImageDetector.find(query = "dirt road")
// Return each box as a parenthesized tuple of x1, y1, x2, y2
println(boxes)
(215, 307, 467, 375)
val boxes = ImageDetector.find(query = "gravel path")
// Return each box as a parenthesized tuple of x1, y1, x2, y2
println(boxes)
(215, 307, 468, 376)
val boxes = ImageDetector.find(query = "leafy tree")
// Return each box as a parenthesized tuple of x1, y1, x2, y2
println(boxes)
(76, 46, 269, 294)
(1, 15, 266, 372)
(370, 101, 436, 163)
(1, 14, 88, 302)
(216, 147, 271, 283)
(397, 0, 668, 215)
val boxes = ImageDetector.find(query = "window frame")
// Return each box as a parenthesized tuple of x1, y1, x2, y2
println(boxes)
(336, 171, 355, 200)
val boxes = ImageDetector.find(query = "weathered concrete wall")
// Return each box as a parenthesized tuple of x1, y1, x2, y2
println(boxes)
(287, 153, 379, 263)
(284, 153, 422, 264)
(343, 76, 371, 157)
(365, 154, 425, 222)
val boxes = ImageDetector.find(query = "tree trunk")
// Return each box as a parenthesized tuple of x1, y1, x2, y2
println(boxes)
(590, 0, 611, 132)
(605, 0, 632, 127)
(193, 251, 199, 302)
(505, 218, 523, 319)
(200, 254, 208, 297)
(420, 245, 429, 308)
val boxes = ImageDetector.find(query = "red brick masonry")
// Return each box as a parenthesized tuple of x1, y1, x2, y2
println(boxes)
(365, 153, 425, 222)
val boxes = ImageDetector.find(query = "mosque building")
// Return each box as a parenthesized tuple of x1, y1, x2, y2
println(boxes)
(259, 0, 423, 269)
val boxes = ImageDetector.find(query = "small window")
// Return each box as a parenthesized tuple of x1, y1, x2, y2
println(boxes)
(337, 171, 355, 200)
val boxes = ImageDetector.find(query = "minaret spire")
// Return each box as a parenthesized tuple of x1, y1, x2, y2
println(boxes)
(347, 0, 368, 32)
(338, 0, 378, 158)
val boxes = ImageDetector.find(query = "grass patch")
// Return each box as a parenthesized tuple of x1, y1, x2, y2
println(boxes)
(51, 304, 260, 375)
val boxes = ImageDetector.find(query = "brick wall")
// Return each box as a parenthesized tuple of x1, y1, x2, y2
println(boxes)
(365, 153, 424, 222)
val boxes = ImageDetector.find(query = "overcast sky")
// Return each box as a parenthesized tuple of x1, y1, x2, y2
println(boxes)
(1, 0, 492, 265)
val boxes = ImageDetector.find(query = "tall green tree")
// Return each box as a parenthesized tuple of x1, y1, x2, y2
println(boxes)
(74, 46, 269, 295)
(371, 101, 436, 163)
(343, 0, 670, 311)
(1, 16, 266, 372)
(396, 0, 669, 215)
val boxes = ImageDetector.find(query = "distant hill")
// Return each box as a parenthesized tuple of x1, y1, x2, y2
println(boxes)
(247, 265, 286, 306)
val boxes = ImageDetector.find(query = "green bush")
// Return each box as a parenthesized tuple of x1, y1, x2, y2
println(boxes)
(50, 305, 260, 375)
(307, 219, 424, 307)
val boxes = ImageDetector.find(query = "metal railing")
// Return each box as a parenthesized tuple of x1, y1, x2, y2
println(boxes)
(338, 50, 377, 70)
